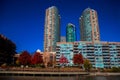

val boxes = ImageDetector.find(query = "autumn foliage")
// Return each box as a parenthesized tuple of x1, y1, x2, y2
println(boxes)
(31, 52, 43, 65)
(73, 53, 84, 66)
(84, 59, 92, 71)
(59, 54, 68, 66)
(18, 51, 31, 65)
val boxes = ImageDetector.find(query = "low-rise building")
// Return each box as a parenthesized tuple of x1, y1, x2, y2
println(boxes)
(56, 41, 120, 68)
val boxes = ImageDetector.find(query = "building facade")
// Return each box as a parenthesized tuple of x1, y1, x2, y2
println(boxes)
(56, 42, 74, 66)
(80, 8, 100, 42)
(56, 41, 120, 68)
(66, 23, 76, 42)
(44, 6, 60, 52)
(43, 7, 120, 68)
(60, 36, 66, 42)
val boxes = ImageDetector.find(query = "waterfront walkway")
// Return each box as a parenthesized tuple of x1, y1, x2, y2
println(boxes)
(0, 71, 89, 76)
(0, 67, 120, 76)
(0, 71, 120, 76)
(90, 72, 120, 76)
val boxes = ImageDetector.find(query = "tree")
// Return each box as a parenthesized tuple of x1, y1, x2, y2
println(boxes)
(73, 53, 84, 68)
(84, 59, 92, 72)
(0, 34, 16, 66)
(31, 52, 43, 65)
(18, 51, 31, 66)
(111, 67, 119, 72)
(59, 54, 68, 67)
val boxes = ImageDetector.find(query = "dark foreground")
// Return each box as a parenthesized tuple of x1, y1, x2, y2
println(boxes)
(0, 75, 120, 80)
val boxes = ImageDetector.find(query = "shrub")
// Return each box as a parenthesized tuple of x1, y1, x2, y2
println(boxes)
(111, 67, 119, 72)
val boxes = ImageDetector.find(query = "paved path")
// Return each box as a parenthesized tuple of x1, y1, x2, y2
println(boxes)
(90, 72, 120, 76)
(0, 71, 120, 76)
(0, 71, 89, 76)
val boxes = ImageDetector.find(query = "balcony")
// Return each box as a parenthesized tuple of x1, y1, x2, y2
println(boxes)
(56, 55, 60, 57)
(95, 54, 102, 56)
(56, 48, 60, 50)
(87, 49, 94, 51)
(87, 53, 94, 56)
(87, 45, 94, 47)
(74, 47, 79, 50)
(56, 52, 60, 53)
(117, 54, 120, 56)
(117, 56, 120, 58)
(118, 53, 120, 55)
(104, 63, 110, 65)
(103, 54, 110, 56)
(87, 47, 94, 50)
(74, 45, 78, 47)
(87, 56, 95, 58)
(103, 55, 110, 57)
(90, 60, 95, 62)
(116, 48, 120, 49)
(103, 60, 110, 62)
(73, 51, 79, 53)
(117, 46, 120, 48)
(103, 58, 110, 61)
(104, 61, 110, 63)
(56, 46, 60, 48)
(87, 57, 95, 59)
(103, 58, 110, 60)
(73, 50, 79, 52)
(102, 50, 109, 52)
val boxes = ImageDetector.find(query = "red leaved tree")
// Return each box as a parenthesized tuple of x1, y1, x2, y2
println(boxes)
(31, 52, 43, 65)
(73, 53, 84, 68)
(18, 51, 31, 65)
(59, 54, 68, 67)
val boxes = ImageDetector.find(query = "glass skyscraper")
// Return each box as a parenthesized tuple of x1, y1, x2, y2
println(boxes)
(80, 8, 100, 42)
(66, 23, 76, 42)
(44, 6, 60, 52)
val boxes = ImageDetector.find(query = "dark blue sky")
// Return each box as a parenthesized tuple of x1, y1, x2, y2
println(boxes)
(0, 0, 120, 53)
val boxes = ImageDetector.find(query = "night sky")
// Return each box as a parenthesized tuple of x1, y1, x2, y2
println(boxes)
(0, 0, 120, 53)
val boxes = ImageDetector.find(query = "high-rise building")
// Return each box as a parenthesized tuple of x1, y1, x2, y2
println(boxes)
(66, 23, 76, 42)
(80, 8, 100, 42)
(44, 6, 60, 52)
(60, 36, 66, 42)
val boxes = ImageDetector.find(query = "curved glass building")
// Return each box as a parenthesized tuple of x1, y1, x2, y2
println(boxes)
(66, 23, 76, 42)
(80, 8, 100, 42)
